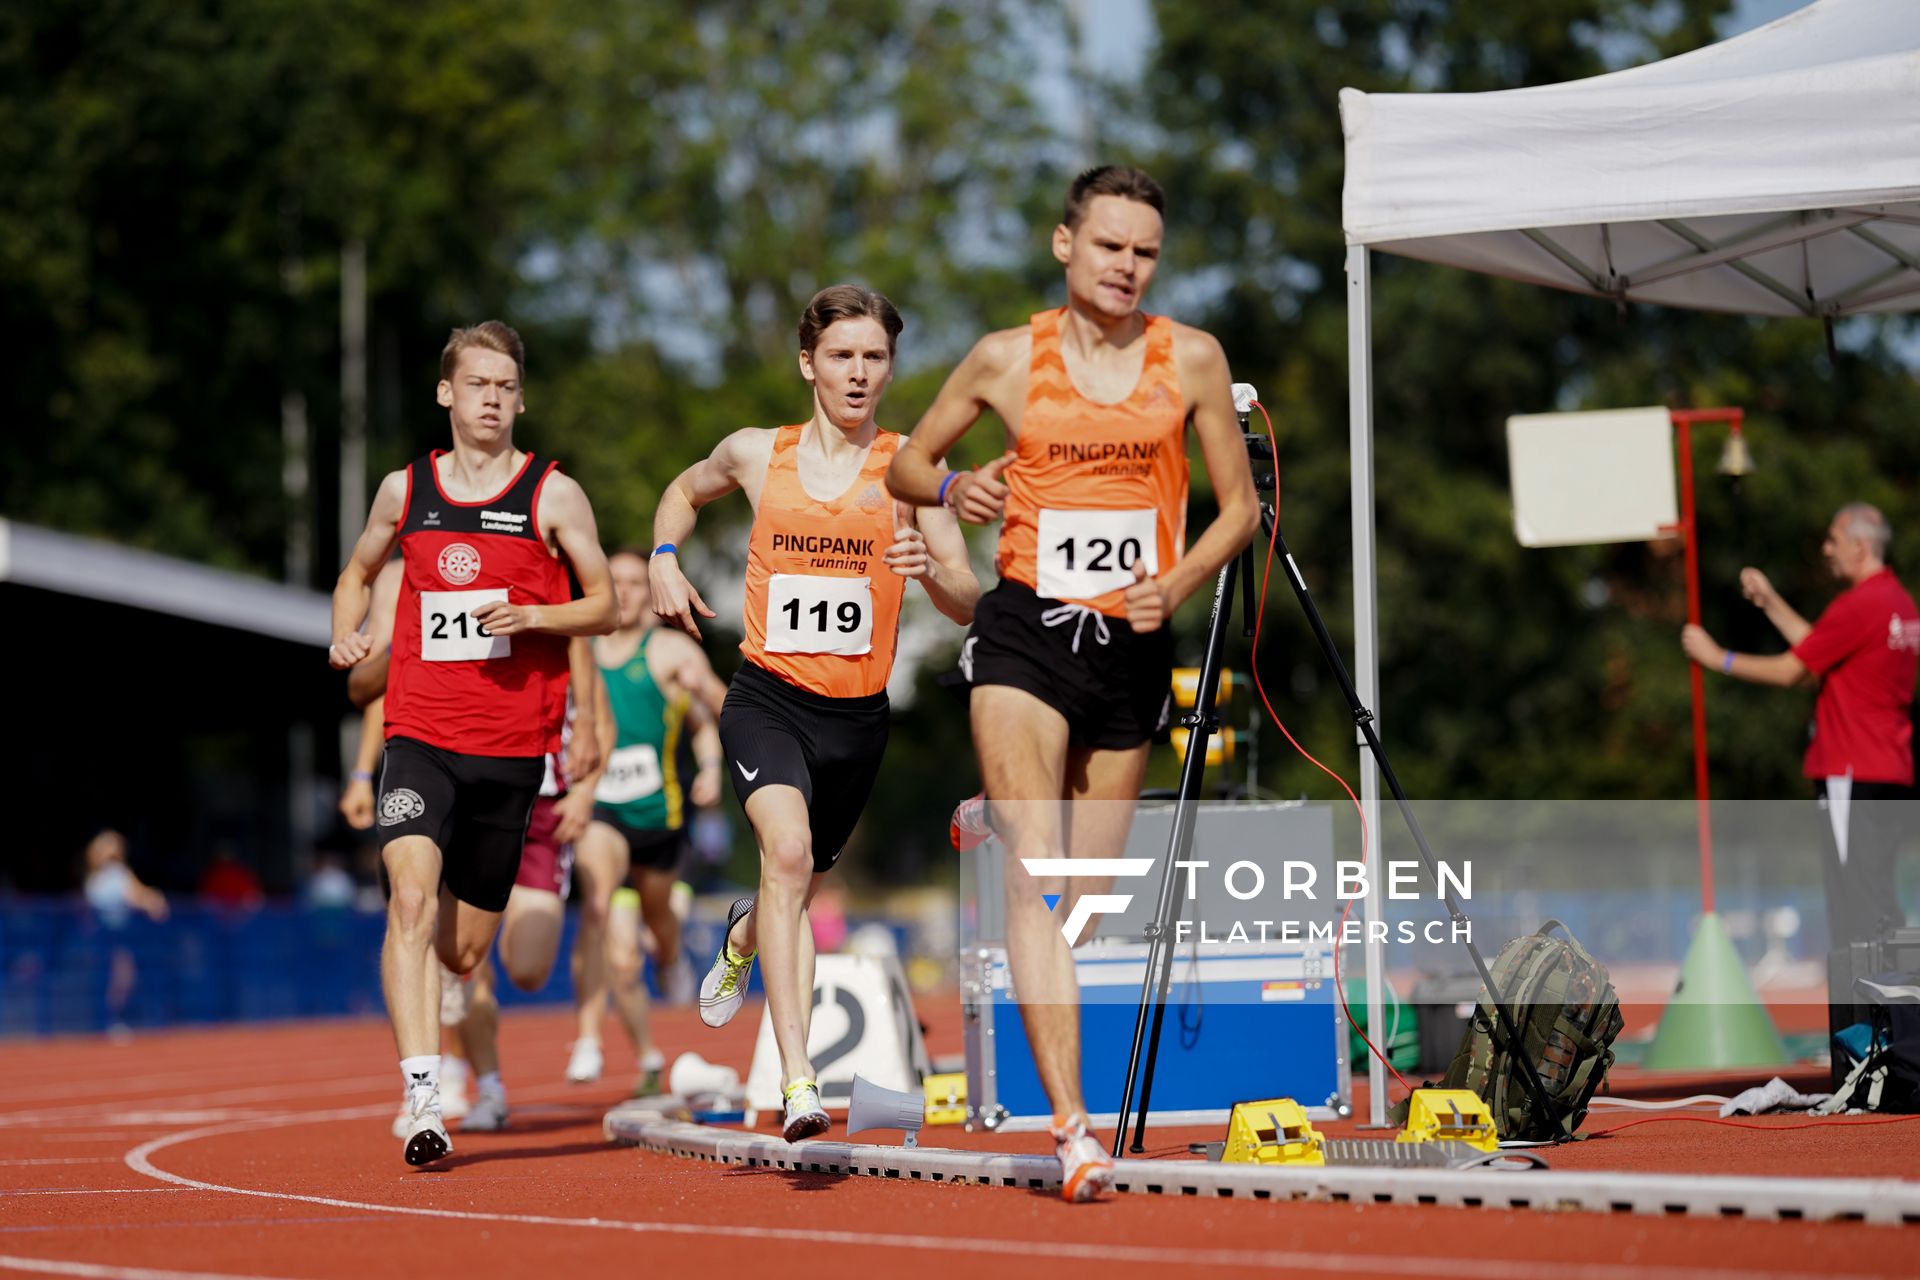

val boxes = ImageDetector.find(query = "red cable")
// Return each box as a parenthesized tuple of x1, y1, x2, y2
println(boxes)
(1243, 401, 1415, 1098)
(1589, 1112, 1920, 1136)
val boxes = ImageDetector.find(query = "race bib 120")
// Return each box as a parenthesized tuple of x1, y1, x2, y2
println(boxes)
(764, 574, 874, 656)
(1036, 508, 1157, 600)
(420, 588, 511, 662)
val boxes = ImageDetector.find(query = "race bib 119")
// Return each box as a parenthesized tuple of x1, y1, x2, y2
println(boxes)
(420, 588, 511, 662)
(764, 574, 874, 656)
(1035, 508, 1157, 600)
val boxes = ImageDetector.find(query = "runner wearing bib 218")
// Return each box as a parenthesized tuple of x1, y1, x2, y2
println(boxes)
(328, 320, 617, 1170)
(648, 285, 979, 1144)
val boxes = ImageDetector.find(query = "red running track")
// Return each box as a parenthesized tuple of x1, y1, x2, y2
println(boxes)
(0, 1001, 1912, 1280)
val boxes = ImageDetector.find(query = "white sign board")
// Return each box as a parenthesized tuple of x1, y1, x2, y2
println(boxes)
(1507, 407, 1677, 547)
(745, 952, 930, 1112)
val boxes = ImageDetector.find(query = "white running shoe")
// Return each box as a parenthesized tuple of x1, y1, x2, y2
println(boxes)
(1051, 1115, 1114, 1203)
(566, 1037, 604, 1084)
(461, 1080, 509, 1132)
(699, 897, 757, 1028)
(781, 1079, 830, 1143)
(439, 1056, 471, 1119)
(399, 1088, 452, 1167)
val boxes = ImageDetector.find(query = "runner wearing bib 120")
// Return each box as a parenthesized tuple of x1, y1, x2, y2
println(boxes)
(887, 167, 1258, 1202)
(649, 284, 979, 1144)
(329, 320, 616, 1169)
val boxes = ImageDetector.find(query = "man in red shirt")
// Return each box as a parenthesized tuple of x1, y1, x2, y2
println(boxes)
(1683, 503, 1917, 948)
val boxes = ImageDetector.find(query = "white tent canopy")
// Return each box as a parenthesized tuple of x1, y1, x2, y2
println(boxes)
(1334, 0, 1920, 1124)
(1343, 0, 1920, 317)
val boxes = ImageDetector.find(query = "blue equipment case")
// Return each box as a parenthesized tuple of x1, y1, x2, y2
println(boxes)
(958, 800, 1350, 1132)
(961, 939, 1347, 1131)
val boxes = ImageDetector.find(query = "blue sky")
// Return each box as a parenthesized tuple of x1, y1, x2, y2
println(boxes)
(1079, 0, 1816, 77)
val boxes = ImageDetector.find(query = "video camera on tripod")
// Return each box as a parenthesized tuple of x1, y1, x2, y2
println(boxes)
(1109, 383, 1584, 1156)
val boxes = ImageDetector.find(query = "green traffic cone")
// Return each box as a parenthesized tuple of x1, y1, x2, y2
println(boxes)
(1641, 911, 1790, 1070)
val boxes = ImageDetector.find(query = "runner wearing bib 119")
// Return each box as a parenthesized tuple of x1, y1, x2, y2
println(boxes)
(649, 284, 979, 1144)
(887, 166, 1259, 1202)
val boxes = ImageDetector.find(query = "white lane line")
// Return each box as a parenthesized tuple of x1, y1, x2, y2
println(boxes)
(0, 1254, 292, 1280)
(122, 1109, 1897, 1280)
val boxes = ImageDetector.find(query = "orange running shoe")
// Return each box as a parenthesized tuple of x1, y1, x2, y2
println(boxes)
(1052, 1115, 1114, 1203)
(949, 792, 995, 853)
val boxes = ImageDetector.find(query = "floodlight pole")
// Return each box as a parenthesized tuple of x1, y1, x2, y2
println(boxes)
(1667, 407, 1744, 916)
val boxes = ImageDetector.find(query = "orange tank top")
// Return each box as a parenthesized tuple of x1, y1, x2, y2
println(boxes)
(996, 307, 1189, 618)
(740, 425, 908, 699)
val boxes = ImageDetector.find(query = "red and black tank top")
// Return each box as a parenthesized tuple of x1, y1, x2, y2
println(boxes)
(386, 449, 572, 758)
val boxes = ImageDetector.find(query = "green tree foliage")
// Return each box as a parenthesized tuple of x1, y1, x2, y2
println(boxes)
(13, 0, 1920, 888)
(1134, 0, 1920, 803)
(2, 0, 1064, 564)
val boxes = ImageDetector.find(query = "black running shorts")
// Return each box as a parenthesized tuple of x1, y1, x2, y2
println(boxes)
(591, 808, 691, 875)
(376, 735, 545, 912)
(961, 579, 1173, 750)
(718, 661, 890, 873)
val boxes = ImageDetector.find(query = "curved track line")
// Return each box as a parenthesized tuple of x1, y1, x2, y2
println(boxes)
(0, 1255, 289, 1280)
(121, 1109, 1890, 1280)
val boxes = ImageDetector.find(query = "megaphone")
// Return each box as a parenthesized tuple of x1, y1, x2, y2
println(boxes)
(669, 1051, 741, 1099)
(845, 1073, 924, 1148)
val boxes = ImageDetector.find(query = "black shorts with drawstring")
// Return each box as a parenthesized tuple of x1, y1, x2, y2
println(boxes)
(960, 579, 1173, 750)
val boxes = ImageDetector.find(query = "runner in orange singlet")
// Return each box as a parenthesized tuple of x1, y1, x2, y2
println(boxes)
(887, 167, 1258, 1201)
(649, 284, 978, 1142)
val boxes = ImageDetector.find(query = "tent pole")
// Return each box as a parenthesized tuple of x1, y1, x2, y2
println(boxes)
(1347, 244, 1388, 1127)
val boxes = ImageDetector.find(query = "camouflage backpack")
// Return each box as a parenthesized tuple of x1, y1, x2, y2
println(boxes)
(1392, 921, 1623, 1142)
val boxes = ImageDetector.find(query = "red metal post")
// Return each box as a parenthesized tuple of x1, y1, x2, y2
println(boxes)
(1667, 408, 1743, 916)
(1673, 416, 1715, 913)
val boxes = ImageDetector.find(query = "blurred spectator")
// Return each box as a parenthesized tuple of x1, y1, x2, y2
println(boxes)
(83, 829, 167, 1035)
(306, 853, 358, 910)
(198, 846, 264, 909)
(84, 829, 168, 927)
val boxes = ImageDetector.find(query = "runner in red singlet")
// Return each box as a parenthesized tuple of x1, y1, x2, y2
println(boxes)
(329, 321, 615, 1167)
(649, 285, 978, 1142)
(887, 167, 1258, 1201)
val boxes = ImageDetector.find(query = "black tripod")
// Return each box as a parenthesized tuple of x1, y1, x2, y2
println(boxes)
(1110, 410, 1561, 1157)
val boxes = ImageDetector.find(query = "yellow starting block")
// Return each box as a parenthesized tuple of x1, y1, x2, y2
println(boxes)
(1395, 1088, 1499, 1153)
(1170, 727, 1238, 765)
(1222, 1097, 1325, 1166)
(922, 1072, 967, 1126)
(1171, 668, 1240, 709)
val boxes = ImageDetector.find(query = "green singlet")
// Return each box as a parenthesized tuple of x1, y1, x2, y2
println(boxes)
(593, 630, 689, 830)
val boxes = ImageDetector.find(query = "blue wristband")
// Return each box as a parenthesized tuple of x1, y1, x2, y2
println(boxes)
(652, 542, 677, 558)
(1721, 650, 1735, 673)
(350, 769, 373, 783)
(937, 473, 957, 506)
